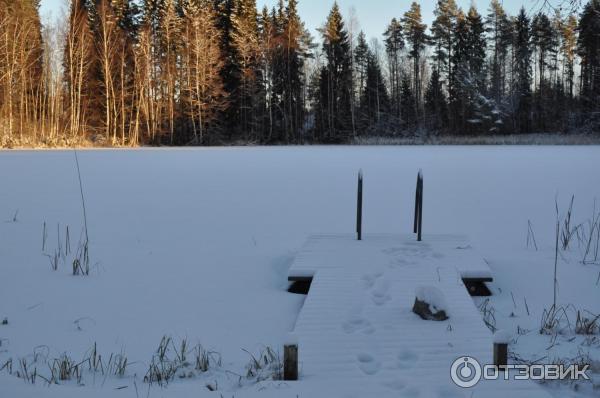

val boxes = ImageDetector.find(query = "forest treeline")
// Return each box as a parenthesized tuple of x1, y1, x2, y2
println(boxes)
(1, 0, 600, 147)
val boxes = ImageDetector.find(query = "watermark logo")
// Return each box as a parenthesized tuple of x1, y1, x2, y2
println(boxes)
(450, 357, 482, 388)
(450, 357, 591, 388)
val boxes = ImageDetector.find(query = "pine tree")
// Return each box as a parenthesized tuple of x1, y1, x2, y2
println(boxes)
(431, 0, 458, 89)
(383, 18, 403, 120)
(257, 6, 274, 141)
(449, 9, 468, 132)
(231, 0, 260, 141)
(402, 2, 428, 123)
(578, 0, 600, 113)
(561, 14, 577, 101)
(486, 0, 511, 104)
(180, 0, 227, 144)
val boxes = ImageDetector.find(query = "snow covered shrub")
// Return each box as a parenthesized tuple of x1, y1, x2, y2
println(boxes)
(576, 311, 600, 336)
(42, 222, 90, 276)
(478, 299, 497, 332)
(540, 305, 572, 335)
(144, 356, 178, 386)
(0, 358, 12, 374)
(144, 336, 182, 385)
(194, 345, 221, 373)
(111, 354, 128, 377)
(243, 346, 283, 382)
(144, 336, 220, 385)
(50, 353, 81, 383)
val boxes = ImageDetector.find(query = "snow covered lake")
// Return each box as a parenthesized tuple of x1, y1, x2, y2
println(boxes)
(1, 146, 599, 397)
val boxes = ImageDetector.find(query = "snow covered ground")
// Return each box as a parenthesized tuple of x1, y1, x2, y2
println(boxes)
(0, 146, 599, 397)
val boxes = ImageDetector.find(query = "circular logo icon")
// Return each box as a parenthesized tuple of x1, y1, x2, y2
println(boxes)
(450, 356, 482, 388)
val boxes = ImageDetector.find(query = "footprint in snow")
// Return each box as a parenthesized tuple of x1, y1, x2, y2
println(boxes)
(371, 279, 391, 306)
(342, 317, 375, 335)
(382, 379, 407, 391)
(396, 348, 419, 370)
(389, 257, 416, 268)
(361, 272, 383, 289)
(402, 387, 421, 397)
(436, 386, 465, 397)
(357, 353, 381, 375)
(382, 247, 405, 255)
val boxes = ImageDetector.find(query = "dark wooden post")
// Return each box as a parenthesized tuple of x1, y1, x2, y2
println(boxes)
(284, 344, 298, 381)
(494, 342, 508, 370)
(357, 170, 363, 241)
(493, 331, 509, 370)
(414, 171, 423, 241)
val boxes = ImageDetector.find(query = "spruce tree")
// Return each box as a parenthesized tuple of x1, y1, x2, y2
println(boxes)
(282, 0, 310, 143)
(318, 2, 352, 141)
(532, 12, 558, 130)
(514, 8, 532, 133)
(400, 73, 416, 129)
(214, 0, 241, 140)
(231, 0, 260, 141)
(424, 68, 448, 131)
(359, 49, 389, 132)
(354, 31, 370, 102)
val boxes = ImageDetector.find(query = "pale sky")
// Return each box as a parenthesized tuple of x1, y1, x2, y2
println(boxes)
(40, 0, 557, 41)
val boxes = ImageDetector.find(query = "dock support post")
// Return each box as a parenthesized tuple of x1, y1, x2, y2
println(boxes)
(284, 344, 298, 381)
(414, 171, 423, 241)
(493, 342, 508, 370)
(357, 170, 363, 241)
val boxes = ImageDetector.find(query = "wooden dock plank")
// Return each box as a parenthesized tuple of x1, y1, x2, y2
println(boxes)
(287, 234, 550, 397)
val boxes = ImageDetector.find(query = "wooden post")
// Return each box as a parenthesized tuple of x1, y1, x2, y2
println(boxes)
(493, 342, 508, 370)
(284, 344, 298, 381)
(357, 170, 363, 241)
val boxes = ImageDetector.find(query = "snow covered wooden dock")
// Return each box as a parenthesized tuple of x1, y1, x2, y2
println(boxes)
(287, 234, 551, 397)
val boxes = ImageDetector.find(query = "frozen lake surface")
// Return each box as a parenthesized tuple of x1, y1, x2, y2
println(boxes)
(0, 146, 599, 397)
